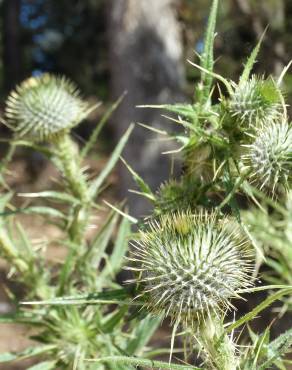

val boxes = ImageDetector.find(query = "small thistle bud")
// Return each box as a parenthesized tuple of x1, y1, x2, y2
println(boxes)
(128, 211, 253, 326)
(242, 120, 292, 195)
(155, 179, 195, 214)
(229, 76, 282, 128)
(5, 74, 90, 142)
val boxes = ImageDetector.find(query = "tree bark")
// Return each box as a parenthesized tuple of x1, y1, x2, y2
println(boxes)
(2, 0, 22, 92)
(107, 0, 185, 217)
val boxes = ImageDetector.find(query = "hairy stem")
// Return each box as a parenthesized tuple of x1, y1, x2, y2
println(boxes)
(53, 134, 92, 293)
(197, 317, 238, 370)
(54, 134, 91, 244)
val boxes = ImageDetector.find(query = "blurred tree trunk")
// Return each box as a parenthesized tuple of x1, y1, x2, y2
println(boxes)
(107, 0, 185, 217)
(2, 0, 21, 92)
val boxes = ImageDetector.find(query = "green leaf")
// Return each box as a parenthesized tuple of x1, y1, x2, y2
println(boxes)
(195, 0, 218, 103)
(100, 215, 131, 279)
(89, 124, 134, 197)
(0, 313, 40, 325)
(258, 328, 292, 370)
(102, 305, 128, 333)
(0, 192, 13, 214)
(239, 28, 267, 85)
(226, 288, 292, 333)
(22, 288, 138, 306)
(0, 345, 56, 363)
(0, 206, 66, 219)
(81, 92, 127, 159)
(86, 356, 201, 369)
(18, 191, 78, 204)
(27, 361, 57, 370)
(120, 157, 155, 201)
(13, 140, 53, 158)
(87, 209, 119, 268)
(137, 104, 196, 121)
(103, 200, 138, 224)
(126, 315, 161, 355)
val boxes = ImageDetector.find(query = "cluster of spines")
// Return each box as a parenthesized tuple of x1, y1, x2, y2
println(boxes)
(229, 76, 282, 128)
(154, 178, 197, 214)
(5, 73, 90, 142)
(128, 210, 253, 327)
(242, 120, 292, 196)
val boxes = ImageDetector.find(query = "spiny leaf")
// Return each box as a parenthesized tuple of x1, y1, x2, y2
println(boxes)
(88, 209, 119, 268)
(27, 361, 57, 370)
(0, 192, 12, 214)
(226, 288, 292, 333)
(0, 206, 66, 219)
(195, 0, 218, 103)
(100, 215, 131, 279)
(0, 345, 56, 363)
(103, 200, 138, 224)
(81, 92, 127, 159)
(89, 124, 134, 197)
(21, 288, 138, 306)
(18, 191, 78, 204)
(137, 103, 197, 120)
(239, 28, 267, 85)
(102, 305, 128, 333)
(120, 157, 155, 201)
(258, 328, 292, 370)
(85, 356, 201, 369)
(126, 315, 162, 356)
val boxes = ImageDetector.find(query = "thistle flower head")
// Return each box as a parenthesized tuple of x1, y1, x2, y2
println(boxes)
(129, 211, 253, 326)
(229, 76, 282, 128)
(5, 74, 90, 142)
(242, 120, 292, 195)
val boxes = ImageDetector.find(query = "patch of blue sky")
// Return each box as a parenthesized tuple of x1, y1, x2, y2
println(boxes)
(196, 39, 204, 54)
(20, 1, 47, 30)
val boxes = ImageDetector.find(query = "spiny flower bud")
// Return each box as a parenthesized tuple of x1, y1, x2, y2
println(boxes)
(229, 76, 282, 128)
(128, 211, 253, 327)
(5, 74, 90, 142)
(155, 178, 197, 214)
(242, 120, 292, 195)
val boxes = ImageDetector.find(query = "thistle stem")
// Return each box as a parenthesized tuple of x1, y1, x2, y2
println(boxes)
(197, 317, 238, 370)
(53, 134, 91, 244)
(54, 134, 89, 204)
(53, 134, 92, 293)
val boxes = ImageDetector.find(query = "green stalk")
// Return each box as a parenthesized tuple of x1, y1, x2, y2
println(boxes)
(197, 317, 238, 370)
(53, 134, 92, 293)
(53, 134, 91, 244)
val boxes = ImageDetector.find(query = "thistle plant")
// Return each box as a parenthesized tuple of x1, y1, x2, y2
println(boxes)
(0, 0, 292, 369)
(119, 0, 292, 368)
(0, 73, 162, 369)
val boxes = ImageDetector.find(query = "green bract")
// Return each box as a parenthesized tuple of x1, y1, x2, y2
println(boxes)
(5, 73, 90, 142)
(129, 211, 253, 327)
(242, 120, 292, 195)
